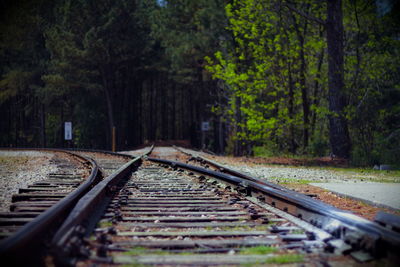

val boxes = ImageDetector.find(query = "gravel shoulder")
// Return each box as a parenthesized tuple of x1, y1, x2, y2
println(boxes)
(0, 151, 59, 212)
(177, 148, 400, 220)
(200, 155, 400, 184)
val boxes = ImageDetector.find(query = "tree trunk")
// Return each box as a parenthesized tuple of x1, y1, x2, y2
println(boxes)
(311, 45, 325, 135)
(162, 75, 168, 140)
(287, 61, 297, 153)
(234, 96, 243, 156)
(218, 115, 224, 153)
(101, 66, 115, 150)
(299, 31, 309, 149)
(326, 0, 351, 158)
(40, 104, 46, 147)
(291, 11, 310, 149)
(104, 86, 115, 148)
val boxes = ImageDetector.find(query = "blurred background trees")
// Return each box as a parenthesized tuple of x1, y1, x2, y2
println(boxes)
(1, 0, 399, 166)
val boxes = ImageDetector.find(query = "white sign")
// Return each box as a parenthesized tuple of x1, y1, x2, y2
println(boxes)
(201, 121, 210, 131)
(65, 122, 72, 140)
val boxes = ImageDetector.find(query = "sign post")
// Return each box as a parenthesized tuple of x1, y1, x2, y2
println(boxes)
(64, 122, 72, 140)
(64, 122, 72, 148)
(112, 126, 116, 152)
(201, 122, 210, 131)
(201, 121, 210, 149)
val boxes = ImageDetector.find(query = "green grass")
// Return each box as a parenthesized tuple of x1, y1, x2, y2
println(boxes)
(218, 225, 268, 231)
(328, 167, 400, 182)
(97, 220, 113, 228)
(123, 247, 176, 256)
(251, 146, 400, 182)
(268, 167, 400, 184)
(123, 247, 149, 256)
(239, 246, 277, 255)
(281, 179, 317, 184)
(265, 253, 304, 264)
(121, 247, 304, 266)
(0, 156, 29, 171)
(267, 177, 317, 184)
(241, 253, 304, 266)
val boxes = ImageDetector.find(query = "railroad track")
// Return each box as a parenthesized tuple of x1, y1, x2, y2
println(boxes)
(52, 147, 400, 266)
(1, 146, 399, 266)
(0, 151, 90, 240)
(0, 148, 147, 266)
(72, 160, 319, 266)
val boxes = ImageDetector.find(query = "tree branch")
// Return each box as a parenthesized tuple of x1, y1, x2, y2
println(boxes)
(284, 3, 326, 26)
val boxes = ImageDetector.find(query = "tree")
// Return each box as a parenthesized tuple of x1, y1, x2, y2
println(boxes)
(206, 0, 327, 155)
(150, 0, 228, 149)
(0, 0, 52, 147)
(326, 0, 351, 158)
(43, 0, 156, 149)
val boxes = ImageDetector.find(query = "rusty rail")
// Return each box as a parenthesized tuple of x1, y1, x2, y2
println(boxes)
(148, 156, 400, 260)
(50, 145, 153, 265)
(0, 150, 99, 266)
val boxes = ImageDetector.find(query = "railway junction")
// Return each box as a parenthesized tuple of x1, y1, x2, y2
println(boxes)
(2, 1, 399, 266)
(0, 146, 399, 266)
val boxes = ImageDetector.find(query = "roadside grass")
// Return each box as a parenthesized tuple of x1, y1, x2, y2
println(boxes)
(262, 167, 400, 184)
(324, 167, 400, 182)
(267, 177, 318, 184)
(251, 147, 400, 182)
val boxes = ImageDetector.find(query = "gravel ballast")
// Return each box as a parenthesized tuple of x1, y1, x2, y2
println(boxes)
(173, 147, 400, 218)
(0, 151, 59, 212)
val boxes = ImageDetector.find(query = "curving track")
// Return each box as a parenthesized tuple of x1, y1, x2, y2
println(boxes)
(0, 151, 89, 239)
(0, 148, 148, 266)
(0, 146, 399, 266)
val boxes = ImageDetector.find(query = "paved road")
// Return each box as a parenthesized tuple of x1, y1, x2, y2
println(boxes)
(310, 182, 400, 210)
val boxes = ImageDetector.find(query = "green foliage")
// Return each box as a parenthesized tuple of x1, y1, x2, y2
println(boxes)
(206, 0, 329, 155)
(342, 1, 400, 165)
(0, 0, 398, 167)
(206, 0, 400, 165)
(123, 247, 149, 256)
(253, 144, 279, 158)
(97, 220, 113, 228)
(150, 0, 227, 81)
(306, 129, 330, 157)
(0, 70, 35, 104)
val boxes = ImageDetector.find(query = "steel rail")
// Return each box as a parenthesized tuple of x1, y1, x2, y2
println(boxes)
(148, 157, 400, 259)
(63, 148, 134, 159)
(174, 146, 306, 193)
(50, 145, 153, 265)
(0, 149, 100, 266)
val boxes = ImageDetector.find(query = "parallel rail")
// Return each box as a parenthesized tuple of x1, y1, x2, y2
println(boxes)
(0, 149, 99, 265)
(51, 146, 153, 265)
(0, 147, 152, 266)
(150, 153, 400, 260)
(1, 146, 399, 265)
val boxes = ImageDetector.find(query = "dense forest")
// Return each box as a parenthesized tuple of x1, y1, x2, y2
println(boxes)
(0, 0, 399, 166)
